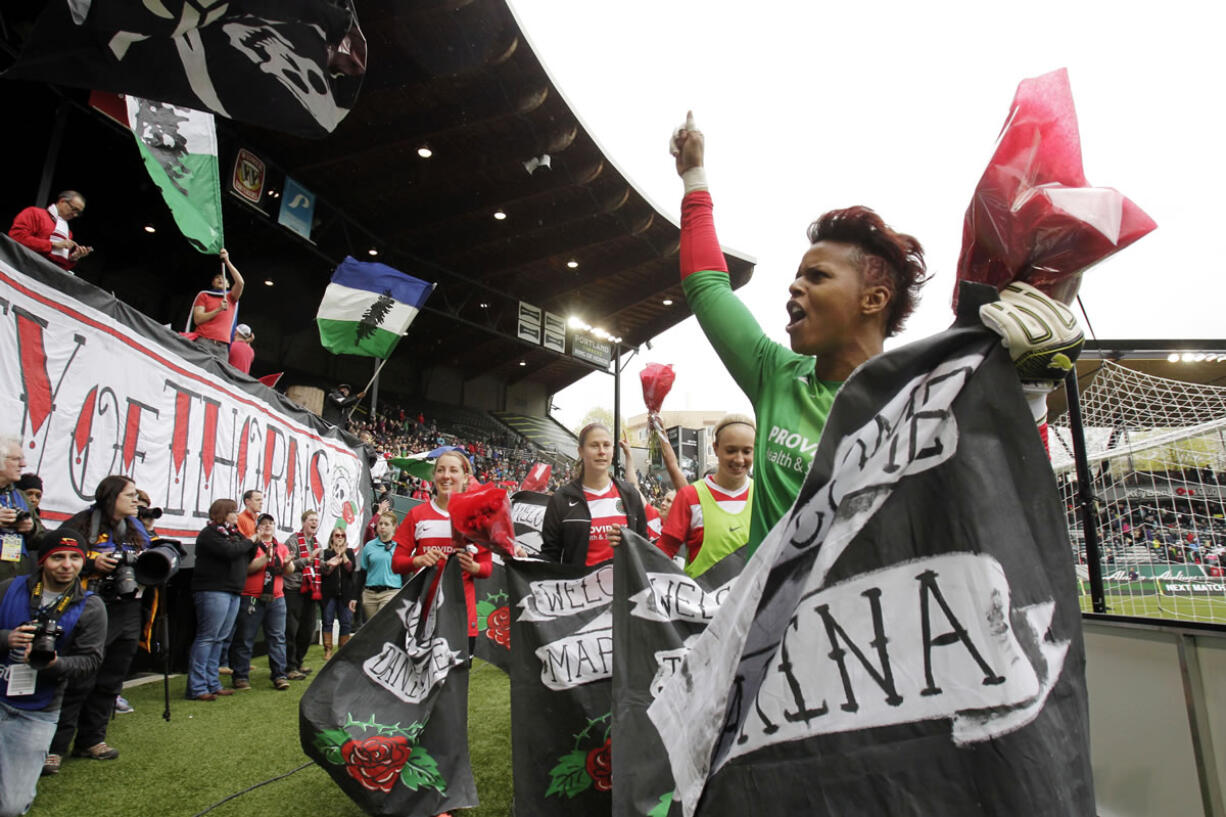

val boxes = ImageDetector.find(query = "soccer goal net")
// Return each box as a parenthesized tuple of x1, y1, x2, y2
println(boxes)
(1049, 360, 1226, 625)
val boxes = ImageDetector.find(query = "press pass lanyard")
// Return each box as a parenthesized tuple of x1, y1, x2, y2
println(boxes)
(29, 579, 73, 619)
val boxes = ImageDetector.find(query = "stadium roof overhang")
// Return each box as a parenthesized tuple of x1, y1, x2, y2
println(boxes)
(1048, 339, 1226, 420)
(0, 0, 755, 399)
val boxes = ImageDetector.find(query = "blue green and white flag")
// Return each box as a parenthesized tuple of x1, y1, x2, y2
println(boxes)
(126, 96, 224, 254)
(316, 257, 434, 357)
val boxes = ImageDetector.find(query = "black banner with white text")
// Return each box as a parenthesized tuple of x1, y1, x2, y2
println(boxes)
(508, 558, 614, 816)
(650, 289, 1094, 816)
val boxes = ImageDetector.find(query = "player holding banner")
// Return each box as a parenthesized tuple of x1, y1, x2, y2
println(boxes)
(669, 112, 1085, 552)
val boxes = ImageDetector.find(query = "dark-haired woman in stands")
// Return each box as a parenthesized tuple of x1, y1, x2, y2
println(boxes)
(670, 117, 931, 552)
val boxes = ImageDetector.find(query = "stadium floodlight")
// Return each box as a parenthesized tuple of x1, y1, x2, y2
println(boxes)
(1182, 352, 1195, 362)
(1167, 353, 1181, 362)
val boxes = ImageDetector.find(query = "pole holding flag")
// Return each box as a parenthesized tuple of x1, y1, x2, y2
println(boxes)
(316, 257, 434, 358)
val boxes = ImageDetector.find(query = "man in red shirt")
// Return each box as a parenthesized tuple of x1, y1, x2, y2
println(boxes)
(230, 513, 294, 691)
(236, 490, 262, 539)
(8, 190, 93, 272)
(228, 323, 255, 374)
(189, 248, 245, 362)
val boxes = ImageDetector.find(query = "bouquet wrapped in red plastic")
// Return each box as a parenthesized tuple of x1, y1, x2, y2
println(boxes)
(640, 362, 676, 422)
(640, 363, 676, 458)
(448, 482, 516, 558)
(955, 68, 1156, 308)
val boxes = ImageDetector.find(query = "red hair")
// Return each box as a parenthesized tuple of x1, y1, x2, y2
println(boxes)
(807, 206, 929, 337)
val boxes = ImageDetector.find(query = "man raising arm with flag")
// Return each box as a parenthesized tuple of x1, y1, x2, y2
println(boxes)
(189, 249, 245, 362)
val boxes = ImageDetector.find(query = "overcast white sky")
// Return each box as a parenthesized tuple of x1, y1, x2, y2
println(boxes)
(508, 0, 1226, 432)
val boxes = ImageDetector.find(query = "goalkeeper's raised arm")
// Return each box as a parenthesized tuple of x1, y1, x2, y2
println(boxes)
(670, 111, 931, 551)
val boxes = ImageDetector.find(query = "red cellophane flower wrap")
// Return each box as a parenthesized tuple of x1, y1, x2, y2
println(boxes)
(955, 68, 1156, 308)
(448, 482, 516, 558)
(640, 363, 676, 459)
(640, 363, 675, 415)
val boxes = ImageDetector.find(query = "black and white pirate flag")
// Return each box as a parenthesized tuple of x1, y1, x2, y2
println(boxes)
(649, 285, 1094, 817)
(612, 531, 747, 817)
(7, 0, 365, 139)
(300, 558, 478, 816)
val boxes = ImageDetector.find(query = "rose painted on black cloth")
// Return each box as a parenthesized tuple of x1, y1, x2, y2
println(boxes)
(341, 735, 412, 792)
(484, 606, 511, 648)
(585, 738, 612, 792)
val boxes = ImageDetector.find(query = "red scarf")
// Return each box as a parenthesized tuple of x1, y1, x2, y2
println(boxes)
(292, 531, 322, 600)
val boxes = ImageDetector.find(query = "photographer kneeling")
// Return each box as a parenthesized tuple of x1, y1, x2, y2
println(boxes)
(0, 529, 105, 817)
(49, 476, 150, 769)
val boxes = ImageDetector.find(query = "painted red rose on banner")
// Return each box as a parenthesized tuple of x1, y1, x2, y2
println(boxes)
(484, 606, 510, 648)
(341, 735, 412, 792)
(586, 737, 613, 793)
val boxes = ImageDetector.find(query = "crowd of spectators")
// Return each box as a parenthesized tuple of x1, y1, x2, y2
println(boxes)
(1068, 488, 1226, 573)
(345, 400, 576, 498)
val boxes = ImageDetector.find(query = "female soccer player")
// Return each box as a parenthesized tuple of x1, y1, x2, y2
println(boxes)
(541, 423, 647, 564)
(657, 413, 755, 576)
(392, 450, 492, 652)
(671, 115, 929, 551)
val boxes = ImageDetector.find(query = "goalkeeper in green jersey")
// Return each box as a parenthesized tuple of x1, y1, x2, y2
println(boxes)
(669, 112, 1082, 552)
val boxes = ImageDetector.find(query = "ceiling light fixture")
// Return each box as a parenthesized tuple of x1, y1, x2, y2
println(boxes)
(417, 146, 433, 158)
(566, 259, 579, 269)
(263, 279, 274, 287)
(143, 224, 156, 234)
(661, 298, 673, 306)
(1182, 352, 1195, 362)
(519, 361, 527, 366)
(493, 210, 507, 221)
(1167, 353, 1181, 363)
(368, 248, 379, 256)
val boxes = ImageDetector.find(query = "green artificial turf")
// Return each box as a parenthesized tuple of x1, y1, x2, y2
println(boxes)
(1078, 591, 1226, 624)
(31, 657, 513, 817)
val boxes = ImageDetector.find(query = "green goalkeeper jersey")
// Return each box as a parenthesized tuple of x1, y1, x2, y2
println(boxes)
(683, 268, 840, 551)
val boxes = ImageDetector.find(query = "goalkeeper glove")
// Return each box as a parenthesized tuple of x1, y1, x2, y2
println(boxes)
(979, 281, 1084, 383)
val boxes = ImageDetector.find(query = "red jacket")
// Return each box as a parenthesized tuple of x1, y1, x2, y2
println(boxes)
(9, 206, 75, 270)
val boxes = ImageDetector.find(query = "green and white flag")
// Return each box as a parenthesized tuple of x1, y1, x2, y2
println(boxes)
(126, 97, 224, 254)
(317, 257, 435, 358)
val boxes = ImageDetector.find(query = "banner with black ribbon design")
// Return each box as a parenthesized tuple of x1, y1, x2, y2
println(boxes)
(649, 286, 1095, 817)
(507, 558, 614, 817)
(613, 531, 747, 817)
(300, 558, 477, 816)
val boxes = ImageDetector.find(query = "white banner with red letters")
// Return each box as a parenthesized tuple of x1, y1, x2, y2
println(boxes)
(1, 246, 367, 546)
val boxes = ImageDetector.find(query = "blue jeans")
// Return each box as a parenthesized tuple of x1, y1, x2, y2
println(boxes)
(0, 701, 58, 817)
(321, 596, 353, 635)
(231, 595, 287, 681)
(187, 591, 239, 698)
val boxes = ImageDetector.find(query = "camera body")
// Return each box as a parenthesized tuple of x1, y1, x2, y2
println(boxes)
(104, 549, 139, 596)
(27, 616, 63, 670)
